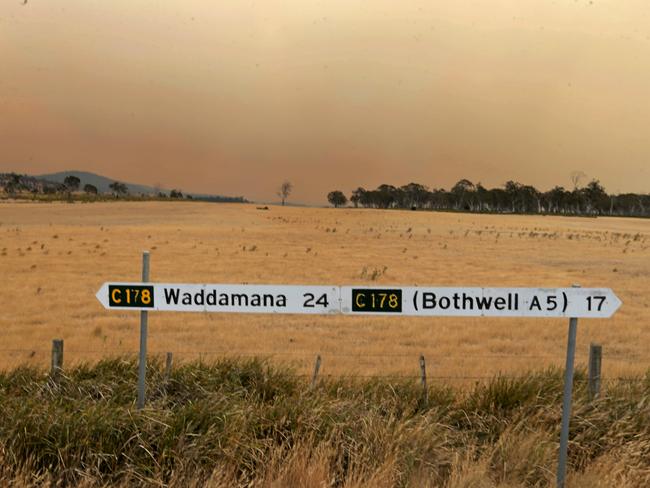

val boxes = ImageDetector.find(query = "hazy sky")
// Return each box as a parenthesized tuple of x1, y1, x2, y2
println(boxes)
(2, 1, 649, 203)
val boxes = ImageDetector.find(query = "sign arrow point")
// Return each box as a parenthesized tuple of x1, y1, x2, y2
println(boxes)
(610, 290, 623, 316)
(96, 283, 109, 308)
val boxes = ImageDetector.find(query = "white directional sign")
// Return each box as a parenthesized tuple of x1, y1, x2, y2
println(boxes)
(97, 283, 621, 318)
(339, 287, 621, 318)
(96, 282, 341, 314)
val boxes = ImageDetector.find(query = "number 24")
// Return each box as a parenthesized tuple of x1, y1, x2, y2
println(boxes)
(303, 293, 329, 308)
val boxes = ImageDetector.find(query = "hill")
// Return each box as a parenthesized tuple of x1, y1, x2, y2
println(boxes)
(36, 170, 156, 195)
(33, 170, 247, 202)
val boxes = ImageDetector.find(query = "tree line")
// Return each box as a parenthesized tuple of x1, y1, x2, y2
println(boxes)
(0, 173, 246, 203)
(327, 178, 650, 217)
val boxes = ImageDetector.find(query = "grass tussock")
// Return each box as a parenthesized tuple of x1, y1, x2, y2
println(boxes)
(0, 358, 647, 487)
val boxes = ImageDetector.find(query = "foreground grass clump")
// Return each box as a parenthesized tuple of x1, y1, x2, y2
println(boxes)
(0, 358, 647, 487)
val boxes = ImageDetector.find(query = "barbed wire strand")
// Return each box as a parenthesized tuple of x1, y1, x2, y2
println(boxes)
(1, 348, 648, 362)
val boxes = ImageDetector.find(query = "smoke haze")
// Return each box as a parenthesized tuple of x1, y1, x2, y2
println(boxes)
(2, 1, 649, 202)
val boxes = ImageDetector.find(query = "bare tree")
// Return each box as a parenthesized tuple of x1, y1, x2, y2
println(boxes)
(277, 181, 293, 206)
(570, 171, 587, 190)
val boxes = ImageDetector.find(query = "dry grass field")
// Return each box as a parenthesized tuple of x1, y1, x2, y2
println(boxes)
(1, 201, 648, 382)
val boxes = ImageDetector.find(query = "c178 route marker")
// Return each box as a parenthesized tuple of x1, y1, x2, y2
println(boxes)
(96, 283, 621, 318)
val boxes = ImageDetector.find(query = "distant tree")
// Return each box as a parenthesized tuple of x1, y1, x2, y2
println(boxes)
(109, 181, 128, 197)
(83, 184, 98, 195)
(350, 187, 366, 208)
(451, 179, 475, 210)
(63, 175, 81, 192)
(277, 181, 293, 206)
(4, 173, 21, 195)
(545, 186, 568, 214)
(504, 180, 522, 212)
(375, 184, 397, 208)
(520, 185, 542, 213)
(170, 189, 183, 198)
(451, 179, 472, 192)
(327, 190, 347, 208)
(570, 170, 587, 190)
(475, 182, 489, 211)
(583, 179, 608, 215)
(400, 183, 429, 209)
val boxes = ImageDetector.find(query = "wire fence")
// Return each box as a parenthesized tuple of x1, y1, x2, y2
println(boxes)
(2, 348, 650, 361)
(5, 343, 650, 385)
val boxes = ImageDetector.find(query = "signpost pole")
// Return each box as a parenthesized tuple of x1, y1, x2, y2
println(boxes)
(136, 251, 150, 410)
(557, 284, 580, 488)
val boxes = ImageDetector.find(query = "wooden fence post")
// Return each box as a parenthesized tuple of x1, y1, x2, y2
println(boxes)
(165, 352, 173, 380)
(588, 343, 602, 400)
(51, 339, 63, 379)
(311, 355, 322, 389)
(419, 354, 428, 405)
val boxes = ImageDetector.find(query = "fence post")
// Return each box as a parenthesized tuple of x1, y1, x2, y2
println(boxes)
(51, 339, 64, 379)
(311, 354, 321, 388)
(165, 352, 173, 380)
(588, 343, 602, 401)
(419, 354, 428, 405)
(137, 251, 150, 410)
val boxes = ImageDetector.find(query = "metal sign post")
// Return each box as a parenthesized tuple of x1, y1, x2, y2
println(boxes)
(136, 251, 149, 410)
(557, 284, 580, 488)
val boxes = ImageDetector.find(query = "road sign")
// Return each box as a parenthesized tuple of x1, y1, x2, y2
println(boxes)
(96, 282, 341, 314)
(97, 283, 621, 318)
(340, 286, 621, 318)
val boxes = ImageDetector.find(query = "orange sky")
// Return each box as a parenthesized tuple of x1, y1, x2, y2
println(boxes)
(1, 1, 649, 203)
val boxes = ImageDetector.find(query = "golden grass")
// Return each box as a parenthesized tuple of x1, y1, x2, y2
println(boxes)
(0, 201, 648, 382)
(1, 358, 648, 487)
